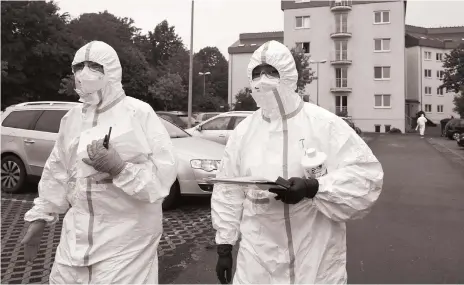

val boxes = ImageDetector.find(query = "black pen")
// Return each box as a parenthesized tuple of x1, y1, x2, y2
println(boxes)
(103, 127, 112, 149)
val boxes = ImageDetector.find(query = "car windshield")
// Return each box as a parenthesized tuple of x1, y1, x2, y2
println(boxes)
(160, 118, 191, 138)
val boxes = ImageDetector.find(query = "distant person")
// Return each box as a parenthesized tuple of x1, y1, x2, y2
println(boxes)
(20, 41, 177, 284)
(416, 114, 428, 137)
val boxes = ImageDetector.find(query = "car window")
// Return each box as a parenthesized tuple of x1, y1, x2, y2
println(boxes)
(160, 118, 190, 138)
(204, 113, 219, 120)
(232, 116, 246, 129)
(34, 110, 69, 133)
(202, 117, 231, 131)
(1, 110, 42, 130)
(158, 114, 186, 128)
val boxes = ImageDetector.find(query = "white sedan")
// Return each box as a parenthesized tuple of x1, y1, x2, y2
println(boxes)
(185, 111, 253, 145)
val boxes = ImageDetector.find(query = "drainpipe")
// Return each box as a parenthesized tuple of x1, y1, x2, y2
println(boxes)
(419, 46, 423, 112)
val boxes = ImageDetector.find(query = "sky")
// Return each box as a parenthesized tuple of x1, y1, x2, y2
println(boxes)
(55, 0, 464, 59)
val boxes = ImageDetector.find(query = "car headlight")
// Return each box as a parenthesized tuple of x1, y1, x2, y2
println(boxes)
(190, 159, 221, 172)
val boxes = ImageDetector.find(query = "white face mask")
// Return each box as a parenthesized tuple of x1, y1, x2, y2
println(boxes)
(74, 67, 106, 104)
(250, 75, 281, 115)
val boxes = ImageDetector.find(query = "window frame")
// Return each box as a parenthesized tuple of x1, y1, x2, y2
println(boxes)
(436, 53, 443, 61)
(437, 87, 444, 96)
(296, 41, 310, 54)
(424, 86, 432, 95)
(335, 67, 348, 88)
(374, 38, 391, 52)
(424, 104, 432, 113)
(373, 10, 390, 24)
(33, 110, 69, 134)
(424, 51, 432, 60)
(295, 16, 311, 29)
(1, 110, 43, 130)
(201, 116, 233, 131)
(437, 105, 444, 113)
(374, 94, 391, 108)
(424, 69, 432, 78)
(374, 66, 391, 80)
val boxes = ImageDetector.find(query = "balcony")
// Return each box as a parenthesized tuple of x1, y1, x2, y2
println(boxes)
(330, 50, 352, 65)
(330, 0, 352, 12)
(330, 26, 352, 38)
(335, 106, 348, 117)
(330, 78, 352, 93)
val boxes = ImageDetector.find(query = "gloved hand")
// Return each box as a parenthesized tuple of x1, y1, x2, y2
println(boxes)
(82, 139, 126, 177)
(216, 244, 233, 284)
(21, 220, 46, 262)
(269, 177, 319, 204)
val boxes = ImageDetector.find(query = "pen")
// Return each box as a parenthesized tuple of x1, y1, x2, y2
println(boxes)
(103, 127, 112, 149)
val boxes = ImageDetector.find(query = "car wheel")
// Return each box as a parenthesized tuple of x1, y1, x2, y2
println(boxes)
(452, 132, 460, 141)
(162, 179, 181, 210)
(1, 155, 27, 193)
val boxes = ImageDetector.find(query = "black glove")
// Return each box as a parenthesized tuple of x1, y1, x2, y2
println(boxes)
(269, 177, 319, 204)
(216, 244, 233, 284)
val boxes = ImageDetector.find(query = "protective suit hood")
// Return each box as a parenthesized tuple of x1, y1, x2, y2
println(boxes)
(247, 40, 302, 120)
(72, 41, 125, 108)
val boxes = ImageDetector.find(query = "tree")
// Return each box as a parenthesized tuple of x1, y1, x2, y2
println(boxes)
(233, 88, 257, 111)
(194, 47, 228, 103)
(146, 20, 185, 67)
(149, 73, 186, 111)
(68, 12, 153, 101)
(440, 45, 464, 117)
(291, 48, 314, 95)
(1, 1, 82, 109)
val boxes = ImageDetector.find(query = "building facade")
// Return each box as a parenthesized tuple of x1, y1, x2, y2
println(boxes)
(405, 25, 463, 124)
(282, 0, 407, 133)
(228, 32, 284, 107)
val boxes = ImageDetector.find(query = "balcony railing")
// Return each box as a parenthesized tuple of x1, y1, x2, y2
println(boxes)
(331, 50, 352, 64)
(331, 24, 352, 38)
(335, 106, 348, 116)
(330, 0, 352, 11)
(331, 78, 352, 93)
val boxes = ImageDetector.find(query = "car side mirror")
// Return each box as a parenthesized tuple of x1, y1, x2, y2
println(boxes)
(197, 125, 203, 132)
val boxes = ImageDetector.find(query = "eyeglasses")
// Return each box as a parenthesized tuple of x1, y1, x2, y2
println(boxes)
(252, 64, 280, 80)
(72, 61, 104, 74)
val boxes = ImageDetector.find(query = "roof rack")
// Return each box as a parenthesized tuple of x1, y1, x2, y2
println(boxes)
(15, 101, 80, 107)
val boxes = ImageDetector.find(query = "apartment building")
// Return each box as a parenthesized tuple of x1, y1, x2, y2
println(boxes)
(282, 0, 406, 133)
(405, 25, 463, 124)
(227, 32, 284, 106)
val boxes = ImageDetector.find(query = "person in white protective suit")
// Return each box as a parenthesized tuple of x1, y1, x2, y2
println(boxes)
(20, 41, 177, 284)
(416, 114, 427, 136)
(211, 40, 384, 284)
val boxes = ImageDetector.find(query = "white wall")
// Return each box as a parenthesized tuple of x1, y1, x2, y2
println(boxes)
(284, 1, 406, 133)
(228, 53, 253, 106)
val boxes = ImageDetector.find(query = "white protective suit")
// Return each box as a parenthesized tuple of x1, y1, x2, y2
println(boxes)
(24, 41, 177, 284)
(416, 114, 427, 136)
(211, 41, 384, 284)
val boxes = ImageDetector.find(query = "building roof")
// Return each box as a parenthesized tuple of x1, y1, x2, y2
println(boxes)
(228, 31, 284, 55)
(405, 25, 464, 49)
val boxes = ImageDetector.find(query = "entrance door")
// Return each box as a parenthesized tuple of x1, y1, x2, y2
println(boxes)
(335, 95, 348, 116)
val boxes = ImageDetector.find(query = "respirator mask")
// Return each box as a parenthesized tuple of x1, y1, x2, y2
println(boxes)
(73, 61, 106, 105)
(250, 64, 281, 114)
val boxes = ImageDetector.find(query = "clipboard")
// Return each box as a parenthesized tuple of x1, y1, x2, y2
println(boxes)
(205, 177, 288, 190)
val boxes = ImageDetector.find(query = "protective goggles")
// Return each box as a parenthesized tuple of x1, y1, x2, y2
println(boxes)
(251, 64, 280, 80)
(72, 61, 104, 74)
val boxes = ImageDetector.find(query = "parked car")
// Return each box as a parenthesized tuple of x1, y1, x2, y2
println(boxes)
(185, 111, 253, 145)
(457, 133, 464, 147)
(444, 118, 464, 140)
(1, 101, 224, 209)
(341, 117, 362, 135)
(195, 112, 222, 123)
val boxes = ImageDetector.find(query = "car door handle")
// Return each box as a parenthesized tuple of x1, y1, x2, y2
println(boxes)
(24, 139, 35, 144)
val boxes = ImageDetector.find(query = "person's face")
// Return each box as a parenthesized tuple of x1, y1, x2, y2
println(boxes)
(252, 64, 280, 81)
(72, 61, 104, 74)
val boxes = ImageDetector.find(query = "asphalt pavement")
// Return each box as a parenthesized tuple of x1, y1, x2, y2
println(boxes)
(1, 134, 464, 284)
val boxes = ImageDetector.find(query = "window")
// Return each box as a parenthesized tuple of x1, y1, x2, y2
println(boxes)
(335, 13, 348, 33)
(437, 70, 444, 79)
(436, 53, 443, 61)
(295, 16, 310, 29)
(232, 117, 246, 129)
(334, 40, 348, 60)
(424, 86, 432, 95)
(34, 110, 68, 133)
(160, 120, 190, 138)
(437, 105, 444, 113)
(335, 67, 348, 87)
(437, 87, 444, 95)
(424, 51, 432, 60)
(203, 113, 220, 120)
(374, 10, 390, 24)
(296, 42, 310, 53)
(424, 104, 432, 112)
(424, 69, 432, 78)
(374, 38, 391, 52)
(1, 110, 42, 130)
(375, 125, 381, 133)
(201, 117, 232, 131)
(374, 66, 391, 80)
(385, 125, 391, 132)
(374, 94, 391, 108)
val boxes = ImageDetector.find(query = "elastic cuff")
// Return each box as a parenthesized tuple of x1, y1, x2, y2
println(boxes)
(305, 178, 319, 199)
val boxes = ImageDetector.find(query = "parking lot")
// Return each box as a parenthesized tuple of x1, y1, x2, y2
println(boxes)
(1, 134, 464, 284)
